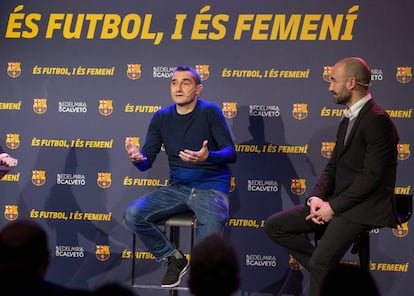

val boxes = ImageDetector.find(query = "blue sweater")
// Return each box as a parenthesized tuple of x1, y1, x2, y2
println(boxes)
(135, 99, 237, 194)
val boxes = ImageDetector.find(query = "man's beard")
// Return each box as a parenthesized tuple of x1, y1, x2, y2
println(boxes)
(334, 89, 351, 105)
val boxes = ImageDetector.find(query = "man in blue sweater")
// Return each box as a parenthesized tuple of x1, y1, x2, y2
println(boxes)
(124, 66, 237, 288)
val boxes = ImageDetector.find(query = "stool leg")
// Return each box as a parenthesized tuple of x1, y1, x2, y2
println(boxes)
(358, 232, 370, 271)
(169, 226, 179, 296)
(170, 225, 180, 249)
(191, 226, 194, 250)
(132, 233, 136, 286)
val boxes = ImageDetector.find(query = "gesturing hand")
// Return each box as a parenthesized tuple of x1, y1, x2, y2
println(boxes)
(179, 140, 209, 163)
(125, 141, 147, 163)
(0, 153, 18, 168)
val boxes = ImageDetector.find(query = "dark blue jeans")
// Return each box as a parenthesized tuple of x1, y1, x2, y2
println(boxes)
(124, 183, 229, 260)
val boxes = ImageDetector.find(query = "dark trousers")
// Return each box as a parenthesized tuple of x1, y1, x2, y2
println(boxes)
(264, 204, 371, 296)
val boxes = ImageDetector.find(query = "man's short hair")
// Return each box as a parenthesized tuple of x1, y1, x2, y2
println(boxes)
(173, 66, 202, 85)
(188, 233, 240, 296)
(0, 219, 49, 269)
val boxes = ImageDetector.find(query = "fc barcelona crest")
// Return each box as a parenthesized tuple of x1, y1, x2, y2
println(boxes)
(222, 102, 237, 119)
(127, 64, 142, 80)
(98, 100, 113, 116)
(5, 134, 20, 150)
(97, 172, 112, 188)
(32, 170, 46, 186)
(291, 179, 306, 195)
(7, 62, 21, 78)
(292, 103, 308, 120)
(195, 64, 210, 81)
(33, 98, 47, 114)
(289, 255, 303, 271)
(125, 137, 140, 151)
(396, 67, 412, 84)
(229, 176, 236, 193)
(392, 222, 409, 238)
(4, 205, 18, 221)
(397, 144, 410, 160)
(96, 245, 110, 261)
(322, 66, 332, 82)
(321, 142, 335, 159)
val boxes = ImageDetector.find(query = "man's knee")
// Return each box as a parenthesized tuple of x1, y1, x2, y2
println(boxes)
(264, 217, 282, 239)
(123, 205, 144, 226)
(309, 253, 330, 274)
(123, 206, 134, 226)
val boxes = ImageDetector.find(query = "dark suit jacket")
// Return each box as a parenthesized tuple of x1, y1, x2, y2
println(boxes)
(310, 99, 399, 228)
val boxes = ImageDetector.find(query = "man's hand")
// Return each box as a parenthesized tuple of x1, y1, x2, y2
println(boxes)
(306, 199, 334, 224)
(306, 198, 324, 224)
(317, 202, 334, 223)
(125, 142, 147, 163)
(0, 153, 18, 168)
(178, 140, 209, 163)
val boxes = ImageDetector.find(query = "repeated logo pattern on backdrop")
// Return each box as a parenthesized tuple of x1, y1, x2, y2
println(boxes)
(0, 1, 413, 295)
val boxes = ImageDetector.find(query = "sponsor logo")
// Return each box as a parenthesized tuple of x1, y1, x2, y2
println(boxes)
(57, 174, 86, 186)
(371, 69, 383, 81)
(59, 101, 87, 113)
(250, 105, 280, 117)
(153, 66, 175, 78)
(247, 180, 278, 192)
(246, 254, 277, 267)
(56, 246, 85, 257)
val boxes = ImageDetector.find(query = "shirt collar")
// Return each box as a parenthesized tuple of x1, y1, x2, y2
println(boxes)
(343, 93, 372, 120)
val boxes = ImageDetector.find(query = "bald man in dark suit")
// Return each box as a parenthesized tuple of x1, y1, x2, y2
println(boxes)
(264, 57, 399, 296)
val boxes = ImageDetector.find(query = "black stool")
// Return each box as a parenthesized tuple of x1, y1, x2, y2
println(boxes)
(354, 193, 412, 270)
(315, 193, 412, 271)
(131, 211, 197, 295)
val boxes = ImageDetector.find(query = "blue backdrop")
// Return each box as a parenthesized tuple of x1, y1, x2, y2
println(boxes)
(1, 1, 413, 295)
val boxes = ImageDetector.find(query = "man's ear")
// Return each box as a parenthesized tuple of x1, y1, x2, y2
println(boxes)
(348, 77, 358, 90)
(196, 84, 203, 96)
